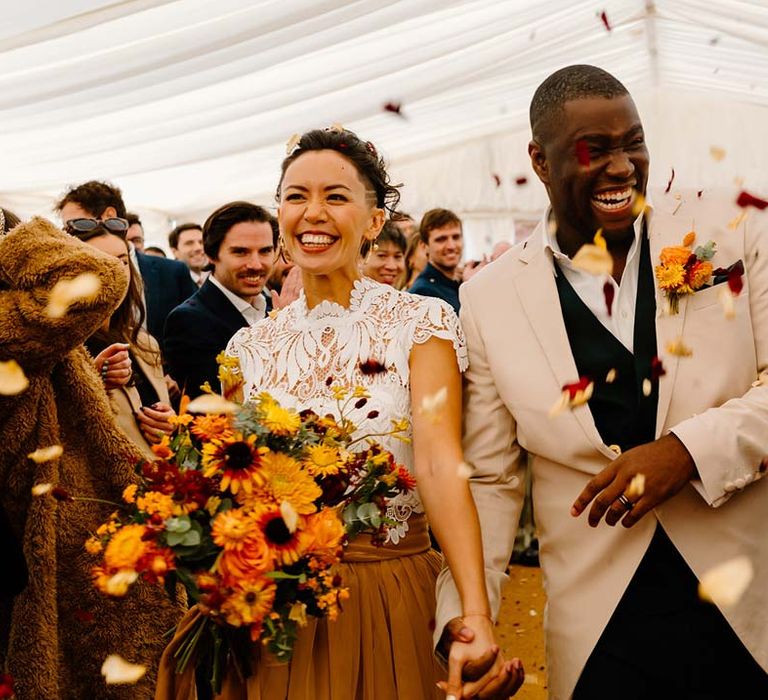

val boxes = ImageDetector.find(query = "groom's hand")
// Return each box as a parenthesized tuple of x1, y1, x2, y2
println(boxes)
(571, 433, 696, 528)
(438, 618, 525, 698)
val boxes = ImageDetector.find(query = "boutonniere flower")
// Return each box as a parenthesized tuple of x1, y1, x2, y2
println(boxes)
(655, 231, 716, 314)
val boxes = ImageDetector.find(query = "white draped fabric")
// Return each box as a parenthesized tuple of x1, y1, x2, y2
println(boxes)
(1, 1, 767, 254)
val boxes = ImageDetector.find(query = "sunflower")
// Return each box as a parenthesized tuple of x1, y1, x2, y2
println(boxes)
(202, 433, 266, 494)
(221, 576, 276, 630)
(654, 263, 685, 290)
(103, 524, 149, 571)
(259, 509, 308, 566)
(304, 444, 342, 478)
(261, 402, 301, 436)
(261, 451, 321, 514)
(191, 414, 234, 441)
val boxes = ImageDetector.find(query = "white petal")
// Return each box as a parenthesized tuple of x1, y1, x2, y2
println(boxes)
(28, 445, 63, 463)
(642, 379, 652, 397)
(605, 369, 617, 383)
(571, 244, 613, 276)
(32, 483, 53, 496)
(105, 569, 138, 596)
(456, 461, 474, 479)
(46, 273, 102, 318)
(186, 393, 238, 414)
(698, 556, 753, 607)
(718, 286, 736, 319)
(0, 360, 29, 395)
(626, 473, 646, 499)
(101, 654, 147, 685)
(280, 500, 299, 533)
(419, 386, 448, 423)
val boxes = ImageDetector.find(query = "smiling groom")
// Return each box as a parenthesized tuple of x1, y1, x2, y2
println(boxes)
(436, 65, 768, 699)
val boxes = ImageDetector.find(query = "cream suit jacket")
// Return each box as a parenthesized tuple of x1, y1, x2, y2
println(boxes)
(435, 189, 768, 699)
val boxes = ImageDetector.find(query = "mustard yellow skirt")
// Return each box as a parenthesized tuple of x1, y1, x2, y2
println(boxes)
(155, 515, 444, 700)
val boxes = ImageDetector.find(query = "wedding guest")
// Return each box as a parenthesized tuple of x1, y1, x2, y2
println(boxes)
(409, 208, 464, 313)
(144, 245, 168, 258)
(439, 64, 768, 699)
(169, 223, 208, 287)
(68, 218, 177, 460)
(402, 229, 428, 289)
(0, 217, 181, 699)
(126, 212, 146, 252)
(360, 220, 406, 286)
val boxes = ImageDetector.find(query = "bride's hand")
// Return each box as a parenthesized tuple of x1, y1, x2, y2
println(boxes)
(438, 616, 525, 699)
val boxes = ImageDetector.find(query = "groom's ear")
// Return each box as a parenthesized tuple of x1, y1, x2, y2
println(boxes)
(528, 140, 549, 185)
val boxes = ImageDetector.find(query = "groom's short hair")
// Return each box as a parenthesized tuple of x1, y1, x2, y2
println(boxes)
(529, 65, 629, 143)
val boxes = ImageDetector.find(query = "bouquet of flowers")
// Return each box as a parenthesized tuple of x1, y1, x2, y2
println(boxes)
(87, 379, 415, 692)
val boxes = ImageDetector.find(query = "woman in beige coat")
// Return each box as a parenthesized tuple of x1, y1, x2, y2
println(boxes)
(0, 217, 182, 699)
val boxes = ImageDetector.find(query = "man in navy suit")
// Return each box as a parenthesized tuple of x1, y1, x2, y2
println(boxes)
(56, 181, 196, 349)
(164, 202, 277, 398)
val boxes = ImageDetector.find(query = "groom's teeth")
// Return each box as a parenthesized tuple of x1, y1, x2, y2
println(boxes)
(592, 188, 633, 210)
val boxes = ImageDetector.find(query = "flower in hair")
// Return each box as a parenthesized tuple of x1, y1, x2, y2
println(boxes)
(365, 141, 378, 157)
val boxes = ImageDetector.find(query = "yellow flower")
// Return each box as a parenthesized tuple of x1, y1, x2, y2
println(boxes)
(168, 413, 194, 427)
(352, 386, 370, 399)
(104, 524, 149, 570)
(205, 495, 222, 516)
(202, 433, 266, 494)
(304, 444, 342, 477)
(261, 451, 321, 514)
(122, 484, 138, 504)
(330, 385, 348, 401)
(212, 509, 254, 551)
(261, 403, 301, 436)
(85, 536, 103, 554)
(655, 263, 685, 290)
(136, 491, 175, 520)
(390, 417, 410, 434)
(191, 414, 234, 441)
(659, 245, 692, 266)
(288, 601, 308, 627)
(151, 435, 173, 459)
(221, 577, 276, 629)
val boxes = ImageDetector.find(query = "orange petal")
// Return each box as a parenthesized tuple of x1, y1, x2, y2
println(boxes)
(0, 360, 29, 395)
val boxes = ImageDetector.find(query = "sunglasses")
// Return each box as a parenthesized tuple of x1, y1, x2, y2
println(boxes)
(65, 217, 129, 236)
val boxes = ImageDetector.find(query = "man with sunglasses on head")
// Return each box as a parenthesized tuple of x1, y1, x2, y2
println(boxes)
(56, 181, 196, 350)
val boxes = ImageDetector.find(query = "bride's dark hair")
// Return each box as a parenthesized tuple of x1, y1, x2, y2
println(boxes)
(276, 128, 401, 216)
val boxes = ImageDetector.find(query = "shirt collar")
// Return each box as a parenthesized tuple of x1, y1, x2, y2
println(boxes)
(542, 196, 653, 262)
(209, 274, 266, 320)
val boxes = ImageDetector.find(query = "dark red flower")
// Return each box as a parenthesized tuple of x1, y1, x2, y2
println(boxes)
(736, 190, 768, 210)
(599, 10, 611, 31)
(664, 167, 675, 194)
(651, 356, 667, 382)
(515, 176, 528, 186)
(575, 139, 590, 167)
(395, 465, 417, 492)
(563, 377, 592, 400)
(359, 359, 387, 375)
(603, 281, 615, 317)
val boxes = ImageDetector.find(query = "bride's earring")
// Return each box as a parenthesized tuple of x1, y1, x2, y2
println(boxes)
(278, 233, 291, 263)
(364, 238, 380, 264)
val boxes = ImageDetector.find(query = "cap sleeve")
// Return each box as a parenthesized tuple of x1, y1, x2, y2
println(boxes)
(409, 296, 468, 372)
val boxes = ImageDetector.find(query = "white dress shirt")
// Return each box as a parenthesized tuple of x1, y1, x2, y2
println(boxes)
(190, 269, 209, 287)
(542, 206, 649, 353)
(209, 274, 266, 326)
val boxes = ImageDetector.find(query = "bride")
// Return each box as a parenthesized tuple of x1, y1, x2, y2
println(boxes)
(157, 127, 523, 699)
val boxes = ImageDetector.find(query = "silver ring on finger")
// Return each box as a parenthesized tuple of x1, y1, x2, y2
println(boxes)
(617, 493, 633, 511)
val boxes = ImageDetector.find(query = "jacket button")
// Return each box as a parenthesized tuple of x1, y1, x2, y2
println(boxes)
(724, 481, 736, 492)
(734, 477, 746, 489)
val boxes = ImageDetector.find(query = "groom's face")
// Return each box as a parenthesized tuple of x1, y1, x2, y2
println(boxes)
(530, 94, 649, 247)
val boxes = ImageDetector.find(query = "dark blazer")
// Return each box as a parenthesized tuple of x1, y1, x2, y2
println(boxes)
(164, 279, 251, 398)
(135, 252, 197, 348)
(408, 261, 462, 314)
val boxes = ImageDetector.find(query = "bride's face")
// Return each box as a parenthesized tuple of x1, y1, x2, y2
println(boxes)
(278, 150, 384, 278)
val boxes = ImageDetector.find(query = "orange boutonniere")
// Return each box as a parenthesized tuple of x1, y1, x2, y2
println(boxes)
(655, 232, 716, 314)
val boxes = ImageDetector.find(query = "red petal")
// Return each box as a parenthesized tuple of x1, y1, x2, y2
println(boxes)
(74, 609, 95, 623)
(515, 176, 528, 186)
(651, 356, 667, 382)
(575, 140, 590, 167)
(728, 261, 745, 296)
(664, 167, 675, 194)
(697, 190, 703, 198)
(599, 10, 611, 31)
(492, 173, 502, 187)
(563, 376, 592, 399)
(383, 102, 405, 118)
(603, 281, 615, 317)
(736, 190, 768, 210)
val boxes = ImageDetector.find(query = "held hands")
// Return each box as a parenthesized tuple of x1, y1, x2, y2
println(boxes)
(571, 433, 697, 528)
(93, 343, 131, 390)
(136, 402, 176, 444)
(438, 616, 524, 699)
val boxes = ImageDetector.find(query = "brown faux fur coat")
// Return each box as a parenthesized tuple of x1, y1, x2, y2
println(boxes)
(0, 219, 183, 699)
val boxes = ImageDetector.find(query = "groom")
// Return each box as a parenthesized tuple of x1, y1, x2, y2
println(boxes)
(437, 65, 768, 699)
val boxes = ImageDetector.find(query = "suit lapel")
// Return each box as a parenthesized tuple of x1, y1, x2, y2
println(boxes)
(198, 280, 249, 335)
(647, 205, 690, 435)
(516, 228, 612, 455)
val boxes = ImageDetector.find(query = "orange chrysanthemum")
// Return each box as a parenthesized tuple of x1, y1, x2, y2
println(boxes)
(152, 435, 173, 459)
(221, 577, 276, 634)
(688, 260, 713, 290)
(202, 433, 266, 494)
(103, 524, 149, 571)
(261, 451, 321, 514)
(659, 245, 692, 266)
(655, 263, 686, 290)
(191, 414, 234, 442)
(211, 509, 254, 551)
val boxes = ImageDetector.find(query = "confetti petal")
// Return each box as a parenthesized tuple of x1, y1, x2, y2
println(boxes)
(603, 281, 615, 317)
(285, 133, 301, 155)
(185, 394, 238, 415)
(736, 191, 768, 210)
(666, 338, 693, 357)
(626, 473, 646, 498)
(419, 386, 448, 424)
(664, 168, 675, 194)
(699, 556, 753, 607)
(709, 146, 726, 162)
(515, 176, 528, 186)
(280, 501, 299, 534)
(46, 273, 102, 318)
(651, 356, 667, 382)
(718, 286, 736, 319)
(642, 378, 652, 397)
(456, 461, 474, 479)
(575, 139, 590, 167)
(28, 445, 63, 463)
(383, 101, 405, 118)
(599, 9, 611, 31)
(631, 191, 648, 217)
(104, 570, 138, 597)
(605, 368, 617, 383)
(0, 360, 29, 395)
(572, 244, 613, 276)
(101, 654, 147, 685)
(728, 211, 748, 230)
(31, 483, 53, 496)
(550, 378, 594, 416)
(492, 173, 502, 187)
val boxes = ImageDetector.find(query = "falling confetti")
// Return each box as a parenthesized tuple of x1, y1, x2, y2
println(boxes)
(683, 231, 696, 247)
(605, 368, 617, 383)
(46, 272, 102, 319)
(664, 168, 675, 194)
(549, 377, 594, 416)
(285, 133, 301, 154)
(603, 281, 615, 316)
(31, 483, 53, 496)
(718, 286, 736, 319)
(101, 654, 147, 685)
(642, 378, 652, 397)
(185, 394, 239, 415)
(728, 211, 748, 230)
(599, 9, 611, 31)
(419, 386, 448, 424)
(699, 556, 753, 607)
(456, 461, 474, 479)
(666, 337, 693, 357)
(651, 356, 667, 382)
(0, 360, 29, 395)
(572, 243, 613, 276)
(631, 191, 648, 217)
(383, 101, 405, 118)
(627, 473, 646, 498)
(359, 359, 387, 375)
(575, 139, 591, 167)
(515, 176, 528, 186)
(492, 173, 502, 187)
(280, 501, 299, 534)
(709, 146, 726, 162)
(736, 191, 768, 210)
(28, 445, 63, 463)
(103, 570, 138, 597)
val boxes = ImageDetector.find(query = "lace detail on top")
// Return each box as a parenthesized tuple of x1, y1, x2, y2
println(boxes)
(226, 277, 467, 544)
